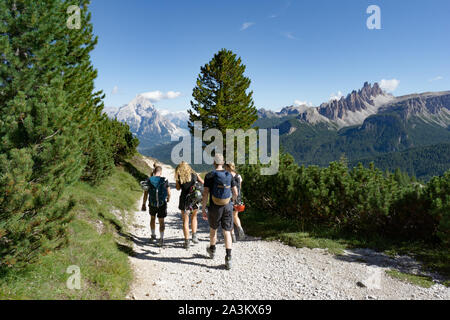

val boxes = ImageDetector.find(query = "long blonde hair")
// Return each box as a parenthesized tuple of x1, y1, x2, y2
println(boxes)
(225, 162, 236, 173)
(175, 161, 194, 184)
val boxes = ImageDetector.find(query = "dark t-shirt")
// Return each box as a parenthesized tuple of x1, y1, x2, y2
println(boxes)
(233, 174, 242, 203)
(204, 170, 237, 206)
(178, 173, 197, 211)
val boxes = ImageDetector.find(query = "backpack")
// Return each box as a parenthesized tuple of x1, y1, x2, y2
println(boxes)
(185, 186, 203, 212)
(184, 175, 201, 210)
(211, 171, 232, 206)
(148, 176, 168, 208)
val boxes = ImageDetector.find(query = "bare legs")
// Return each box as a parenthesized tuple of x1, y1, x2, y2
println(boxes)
(232, 210, 241, 232)
(209, 228, 232, 250)
(182, 210, 198, 240)
(150, 215, 165, 234)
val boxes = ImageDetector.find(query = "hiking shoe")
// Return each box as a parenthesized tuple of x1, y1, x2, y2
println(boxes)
(225, 255, 232, 270)
(206, 246, 216, 259)
(231, 233, 237, 243)
(237, 227, 246, 240)
(192, 233, 199, 244)
(184, 239, 190, 250)
(149, 235, 157, 244)
(158, 238, 164, 247)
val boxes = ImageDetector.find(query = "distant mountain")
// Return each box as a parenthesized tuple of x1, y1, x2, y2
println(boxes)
(317, 82, 395, 127)
(106, 95, 189, 149)
(120, 83, 450, 180)
(255, 83, 450, 178)
(256, 82, 395, 129)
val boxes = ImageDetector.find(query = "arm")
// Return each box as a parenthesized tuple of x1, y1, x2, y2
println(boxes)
(166, 186, 171, 203)
(176, 180, 181, 191)
(196, 173, 204, 185)
(202, 187, 209, 220)
(232, 186, 238, 203)
(142, 191, 148, 211)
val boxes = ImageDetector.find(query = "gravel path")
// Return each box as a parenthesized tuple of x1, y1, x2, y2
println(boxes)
(126, 161, 449, 300)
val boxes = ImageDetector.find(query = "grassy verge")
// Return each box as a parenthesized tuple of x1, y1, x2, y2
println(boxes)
(0, 159, 146, 300)
(241, 209, 450, 284)
(386, 270, 434, 288)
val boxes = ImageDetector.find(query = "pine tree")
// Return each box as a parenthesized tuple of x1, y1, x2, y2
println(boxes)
(0, 0, 93, 267)
(188, 49, 258, 149)
(62, 0, 115, 184)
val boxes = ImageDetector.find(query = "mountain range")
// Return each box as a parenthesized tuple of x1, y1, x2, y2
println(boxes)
(109, 83, 450, 179)
(106, 95, 189, 149)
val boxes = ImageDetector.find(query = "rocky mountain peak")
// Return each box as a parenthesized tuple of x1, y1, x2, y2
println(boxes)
(318, 82, 390, 127)
(107, 95, 189, 148)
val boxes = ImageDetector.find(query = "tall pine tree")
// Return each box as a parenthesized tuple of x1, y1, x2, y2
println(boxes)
(188, 49, 258, 153)
(0, 0, 110, 267)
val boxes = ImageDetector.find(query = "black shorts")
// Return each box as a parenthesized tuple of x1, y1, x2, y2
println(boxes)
(178, 195, 199, 212)
(207, 202, 234, 231)
(149, 203, 167, 218)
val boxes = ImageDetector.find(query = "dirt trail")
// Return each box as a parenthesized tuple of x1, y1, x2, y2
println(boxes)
(126, 159, 449, 300)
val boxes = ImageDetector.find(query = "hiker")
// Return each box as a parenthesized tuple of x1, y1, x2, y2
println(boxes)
(150, 161, 159, 176)
(175, 161, 205, 249)
(141, 166, 171, 247)
(225, 162, 246, 242)
(202, 154, 239, 270)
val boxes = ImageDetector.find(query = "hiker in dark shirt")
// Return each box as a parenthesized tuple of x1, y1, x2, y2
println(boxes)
(202, 154, 238, 270)
(142, 166, 171, 247)
(225, 162, 246, 242)
(175, 161, 204, 249)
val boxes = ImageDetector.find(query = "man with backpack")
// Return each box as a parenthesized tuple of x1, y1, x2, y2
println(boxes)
(142, 166, 171, 247)
(201, 154, 238, 270)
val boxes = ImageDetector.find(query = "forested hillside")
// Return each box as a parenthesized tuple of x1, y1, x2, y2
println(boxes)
(351, 143, 450, 181)
(254, 112, 450, 178)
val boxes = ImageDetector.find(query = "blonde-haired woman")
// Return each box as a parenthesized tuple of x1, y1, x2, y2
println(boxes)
(175, 162, 204, 249)
(225, 162, 245, 242)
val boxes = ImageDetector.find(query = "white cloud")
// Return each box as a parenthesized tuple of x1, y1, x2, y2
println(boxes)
(329, 91, 344, 101)
(294, 100, 313, 107)
(111, 85, 119, 95)
(429, 76, 443, 82)
(140, 90, 182, 103)
(241, 22, 255, 31)
(282, 32, 298, 40)
(379, 79, 400, 92)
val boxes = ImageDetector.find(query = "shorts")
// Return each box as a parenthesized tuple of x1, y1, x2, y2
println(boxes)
(178, 195, 199, 212)
(149, 203, 167, 219)
(207, 202, 234, 231)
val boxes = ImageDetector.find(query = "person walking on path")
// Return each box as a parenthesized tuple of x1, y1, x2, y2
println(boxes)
(225, 162, 246, 242)
(142, 166, 171, 247)
(175, 161, 204, 249)
(202, 154, 238, 270)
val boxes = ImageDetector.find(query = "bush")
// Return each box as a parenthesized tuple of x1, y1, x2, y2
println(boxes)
(426, 171, 450, 245)
(239, 152, 449, 243)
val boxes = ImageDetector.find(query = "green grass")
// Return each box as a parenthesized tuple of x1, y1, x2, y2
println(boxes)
(0, 161, 146, 300)
(241, 209, 450, 282)
(278, 233, 347, 255)
(386, 270, 434, 288)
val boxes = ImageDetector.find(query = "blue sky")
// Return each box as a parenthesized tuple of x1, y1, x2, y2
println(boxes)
(90, 0, 450, 111)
